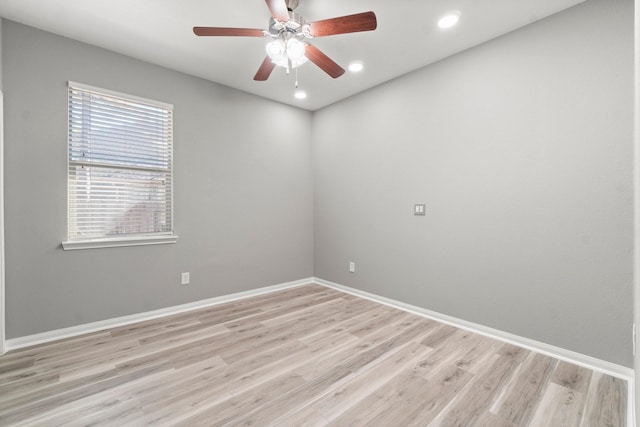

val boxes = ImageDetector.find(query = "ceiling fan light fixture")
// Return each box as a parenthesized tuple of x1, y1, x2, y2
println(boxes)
(438, 11, 461, 29)
(267, 36, 308, 68)
(294, 89, 307, 99)
(194, 3, 378, 82)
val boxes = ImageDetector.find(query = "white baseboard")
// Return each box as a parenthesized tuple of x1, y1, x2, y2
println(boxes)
(4, 277, 313, 352)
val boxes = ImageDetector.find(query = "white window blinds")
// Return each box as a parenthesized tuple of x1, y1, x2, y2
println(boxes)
(67, 82, 174, 242)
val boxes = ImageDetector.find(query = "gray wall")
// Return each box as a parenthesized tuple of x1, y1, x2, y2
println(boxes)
(313, 0, 634, 366)
(3, 20, 313, 338)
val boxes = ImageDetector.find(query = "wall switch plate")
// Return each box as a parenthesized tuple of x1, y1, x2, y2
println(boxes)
(349, 262, 356, 273)
(181, 272, 190, 285)
(414, 204, 426, 216)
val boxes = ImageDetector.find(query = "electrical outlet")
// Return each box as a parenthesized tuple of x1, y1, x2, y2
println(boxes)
(181, 272, 190, 285)
(349, 262, 355, 273)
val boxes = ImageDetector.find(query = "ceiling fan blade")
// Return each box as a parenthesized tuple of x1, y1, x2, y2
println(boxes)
(193, 27, 265, 37)
(265, 0, 290, 22)
(305, 45, 345, 78)
(254, 56, 276, 81)
(307, 11, 377, 37)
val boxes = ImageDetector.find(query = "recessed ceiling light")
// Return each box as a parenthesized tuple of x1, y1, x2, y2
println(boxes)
(348, 62, 364, 73)
(438, 11, 461, 29)
(294, 90, 307, 100)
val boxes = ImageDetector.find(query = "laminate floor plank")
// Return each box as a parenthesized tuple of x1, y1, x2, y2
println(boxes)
(528, 382, 586, 427)
(309, 341, 432, 422)
(226, 285, 337, 314)
(172, 371, 307, 426)
(581, 372, 627, 427)
(112, 333, 226, 375)
(405, 364, 475, 426)
(31, 335, 138, 368)
(328, 350, 471, 427)
(492, 352, 558, 425)
(132, 357, 228, 408)
(0, 283, 628, 426)
(414, 328, 486, 380)
(0, 358, 35, 375)
(346, 305, 414, 337)
(452, 333, 503, 375)
(12, 383, 147, 427)
(135, 320, 229, 347)
(58, 330, 205, 380)
(259, 296, 355, 328)
(226, 364, 355, 426)
(553, 361, 594, 394)
(326, 369, 432, 427)
(297, 305, 390, 346)
(0, 370, 60, 399)
(475, 411, 520, 427)
(292, 312, 418, 380)
(0, 364, 165, 425)
(421, 324, 460, 348)
(234, 320, 436, 426)
(222, 291, 348, 328)
(428, 353, 523, 426)
(499, 343, 531, 363)
(109, 317, 205, 340)
(220, 299, 376, 365)
(11, 332, 113, 362)
(276, 404, 331, 427)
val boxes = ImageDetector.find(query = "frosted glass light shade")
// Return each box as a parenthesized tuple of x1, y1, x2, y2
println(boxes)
(286, 38, 305, 61)
(266, 39, 286, 62)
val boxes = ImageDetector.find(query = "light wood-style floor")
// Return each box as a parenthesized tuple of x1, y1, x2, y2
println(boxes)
(0, 284, 627, 426)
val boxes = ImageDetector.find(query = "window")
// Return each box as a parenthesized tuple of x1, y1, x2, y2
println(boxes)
(63, 82, 177, 250)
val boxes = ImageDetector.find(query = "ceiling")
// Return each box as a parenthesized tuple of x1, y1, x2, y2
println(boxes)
(0, 0, 586, 111)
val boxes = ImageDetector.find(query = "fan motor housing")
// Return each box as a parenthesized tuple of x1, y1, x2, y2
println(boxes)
(268, 12, 307, 38)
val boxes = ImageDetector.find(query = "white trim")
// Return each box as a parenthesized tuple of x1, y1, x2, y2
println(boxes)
(633, 0, 639, 425)
(5, 277, 312, 351)
(631, 374, 637, 427)
(0, 91, 5, 355)
(62, 234, 179, 251)
(312, 277, 633, 380)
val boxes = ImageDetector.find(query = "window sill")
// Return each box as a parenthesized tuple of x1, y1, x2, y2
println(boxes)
(62, 235, 178, 251)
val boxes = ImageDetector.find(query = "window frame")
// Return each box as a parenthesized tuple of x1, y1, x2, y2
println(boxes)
(62, 82, 178, 251)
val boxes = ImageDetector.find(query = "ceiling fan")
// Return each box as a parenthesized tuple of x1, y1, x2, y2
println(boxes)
(193, 0, 377, 81)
